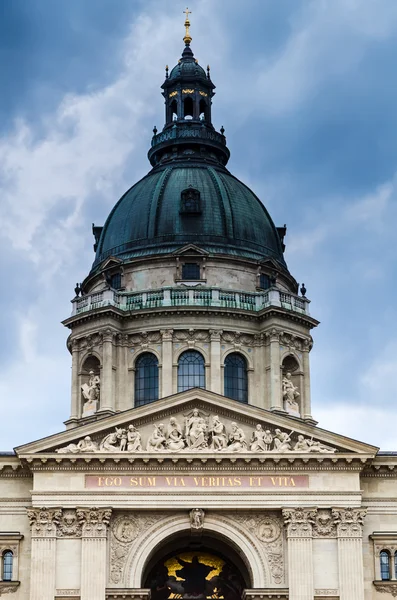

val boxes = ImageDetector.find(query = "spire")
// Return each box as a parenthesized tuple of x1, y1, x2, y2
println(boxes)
(183, 7, 192, 45)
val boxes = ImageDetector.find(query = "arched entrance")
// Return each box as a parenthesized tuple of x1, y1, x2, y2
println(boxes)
(143, 531, 251, 600)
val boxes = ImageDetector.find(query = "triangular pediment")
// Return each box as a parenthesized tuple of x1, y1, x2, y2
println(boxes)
(173, 244, 209, 257)
(16, 389, 378, 457)
(100, 256, 122, 270)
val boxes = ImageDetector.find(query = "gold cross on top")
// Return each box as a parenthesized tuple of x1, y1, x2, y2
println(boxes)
(183, 7, 192, 45)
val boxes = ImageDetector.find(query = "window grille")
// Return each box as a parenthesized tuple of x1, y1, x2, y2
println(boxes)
(224, 353, 248, 403)
(178, 351, 205, 392)
(134, 353, 159, 407)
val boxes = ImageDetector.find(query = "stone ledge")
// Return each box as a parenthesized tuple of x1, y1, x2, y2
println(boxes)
(243, 589, 289, 600)
(105, 589, 150, 600)
(373, 580, 397, 597)
(0, 581, 20, 595)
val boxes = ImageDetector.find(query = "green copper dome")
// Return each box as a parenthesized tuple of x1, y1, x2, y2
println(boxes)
(92, 163, 287, 271)
(91, 41, 288, 274)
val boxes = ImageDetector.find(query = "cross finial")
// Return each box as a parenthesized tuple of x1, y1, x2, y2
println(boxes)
(183, 7, 192, 45)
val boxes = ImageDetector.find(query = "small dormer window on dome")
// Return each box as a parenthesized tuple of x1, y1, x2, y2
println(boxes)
(180, 187, 201, 214)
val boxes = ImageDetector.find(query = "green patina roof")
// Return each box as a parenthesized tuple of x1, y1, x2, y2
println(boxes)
(92, 163, 287, 271)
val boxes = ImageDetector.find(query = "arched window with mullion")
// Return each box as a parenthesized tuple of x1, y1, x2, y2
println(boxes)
(380, 550, 391, 580)
(134, 353, 159, 407)
(224, 353, 248, 403)
(394, 551, 397, 579)
(2, 550, 13, 581)
(178, 350, 205, 392)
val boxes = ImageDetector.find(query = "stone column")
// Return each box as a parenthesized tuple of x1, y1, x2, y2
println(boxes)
(302, 339, 313, 420)
(70, 339, 80, 419)
(282, 508, 316, 600)
(77, 507, 112, 600)
(100, 329, 115, 413)
(332, 508, 366, 600)
(161, 329, 173, 397)
(27, 507, 62, 600)
(269, 329, 284, 412)
(210, 330, 222, 394)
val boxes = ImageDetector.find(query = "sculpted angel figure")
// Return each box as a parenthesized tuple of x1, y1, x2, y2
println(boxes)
(166, 417, 186, 451)
(226, 422, 247, 452)
(210, 415, 228, 450)
(186, 409, 208, 449)
(56, 435, 98, 454)
(146, 423, 167, 451)
(282, 372, 300, 414)
(273, 428, 292, 452)
(127, 424, 142, 451)
(250, 424, 273, 452)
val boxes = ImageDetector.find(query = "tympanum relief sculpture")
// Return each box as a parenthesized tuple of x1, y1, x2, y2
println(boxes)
(55, 408, 336, 454)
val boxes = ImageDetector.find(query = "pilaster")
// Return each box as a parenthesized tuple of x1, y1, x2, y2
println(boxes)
(27, 507, 62, 600)
(100, 330, 116, 413)
(282, 507, 316, 600)
(70, 339, 80, 419)
(302, 340, 313, 421)
(332, 507, 366, 600)
(161, 329, 173, 397)
(210, 329, 222, 394)
(269, 329, 284, 413)
(77, 507, 112, 600)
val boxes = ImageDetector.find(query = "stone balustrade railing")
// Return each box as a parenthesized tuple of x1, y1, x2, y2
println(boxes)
(71, 287, 310, 317)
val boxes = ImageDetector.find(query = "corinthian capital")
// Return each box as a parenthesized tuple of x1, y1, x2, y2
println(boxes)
(76, 507, 112, 537)
(27, 507, 62, 537)
(282, 507, 317, 538)
(331, 507, 367, 538)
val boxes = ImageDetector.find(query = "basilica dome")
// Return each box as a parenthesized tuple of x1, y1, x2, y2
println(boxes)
(92, 163, 287, 271)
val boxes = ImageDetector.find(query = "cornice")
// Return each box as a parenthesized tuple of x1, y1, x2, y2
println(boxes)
(19, 453, 374, 473)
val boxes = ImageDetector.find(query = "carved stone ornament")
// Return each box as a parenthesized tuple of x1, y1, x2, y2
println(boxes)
(110, 514, 163, 584)
(0, 584, 19, 596)
(76, 507, 112, 537)
(312, 509, 337, 538)
(331, 507, 367, 538)
(374, 582, 397, 597)
(57, 509, 82, 538)
(232, 514, 283, 584)
(190, 508, 205, 531)
(27, 507, 62, 537)
(54, 411, 337, 455)
(282, 507, 317, 538)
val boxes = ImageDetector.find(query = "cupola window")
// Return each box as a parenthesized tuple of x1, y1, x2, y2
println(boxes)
(259, 273, 271, 290)
(183, 96, 194, 119)
(134, 353, 159, 407)
(178, 350, 205, 392)
(110, 272, 122, 290)
(182, 263, 200, 280)
(180, 187, 201, 214)
(224, 353, 248, 403)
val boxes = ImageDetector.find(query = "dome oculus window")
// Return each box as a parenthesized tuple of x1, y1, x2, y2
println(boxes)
(180, 187, 201, 214)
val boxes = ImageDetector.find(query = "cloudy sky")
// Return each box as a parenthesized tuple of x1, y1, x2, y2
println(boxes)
(1, 0, 396, 451)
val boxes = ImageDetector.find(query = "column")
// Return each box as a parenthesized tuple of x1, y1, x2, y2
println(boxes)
(100, 329, 115, 412)
(210, 330, 222, 394)
(283, 508, 316, 600)
(332, 508, 366, 600)
(77, 507, 112, 600)
(302, 339, 313, 420)
(27, 507, 61, 600)
(269, 329, 284, 411)
(70, 339, 80, 419)
(161, 329, 173, 397)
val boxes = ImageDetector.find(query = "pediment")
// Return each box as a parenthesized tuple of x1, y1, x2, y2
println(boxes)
(15, 390, 378, 457)
(173, 244, 209, 257)
(100, 256, 123, 270)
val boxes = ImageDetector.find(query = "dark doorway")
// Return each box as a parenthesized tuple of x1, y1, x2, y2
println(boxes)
(143, 535, 250, 600)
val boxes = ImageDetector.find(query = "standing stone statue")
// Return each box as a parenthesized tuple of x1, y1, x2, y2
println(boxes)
(81, 370, 100, 417)
(186, 409, 208, 450)
(190, 508, 205, 531)
(250, 424, 273, 452)
(282, 372, 300, 416)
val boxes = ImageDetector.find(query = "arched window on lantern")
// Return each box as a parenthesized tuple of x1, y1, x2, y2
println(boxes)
(224, 353, 248, 403)
(178, 350, 205, 392)
(134, 353, 159, 407)
(183, 96, 194, 120)
(380, 550, 391, 581)
(2, 550, 13, 582)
